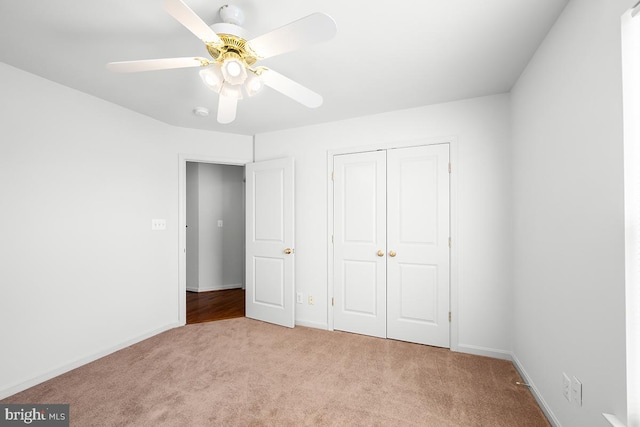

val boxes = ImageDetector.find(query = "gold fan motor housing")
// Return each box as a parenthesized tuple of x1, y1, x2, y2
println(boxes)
(206, 34, 258, 67)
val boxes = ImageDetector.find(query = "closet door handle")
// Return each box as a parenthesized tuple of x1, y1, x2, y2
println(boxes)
(377, 250, 384, 257)
(284, 248, 293, 255)
(389, 250, 397, 257)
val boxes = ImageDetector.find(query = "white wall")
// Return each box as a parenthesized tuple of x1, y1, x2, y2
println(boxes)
(219, 165, 245, 288)
(0, 62, 253, 398)
(186, 162, 244, 292)
(510, 0, 629, 425)
(255, 93, 513, 357)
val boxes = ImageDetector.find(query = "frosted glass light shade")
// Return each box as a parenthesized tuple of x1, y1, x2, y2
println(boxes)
(199, 65, 223, 93)
(220, 82, 243, 100)
(221, 58, 248, 85)
(244, 72, 264, 97)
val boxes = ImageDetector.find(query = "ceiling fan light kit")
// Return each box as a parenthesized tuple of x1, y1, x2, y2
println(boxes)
(220, 57, 248, 85)
(220, 82, 243, 100)
(199, 65, 224, 92)
(244, 72, 264, 97)
(107, 0, 337, 124)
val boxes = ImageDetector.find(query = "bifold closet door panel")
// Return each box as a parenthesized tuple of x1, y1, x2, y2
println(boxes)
(386, 144, 450, 347)
(333, 151, 387, 338)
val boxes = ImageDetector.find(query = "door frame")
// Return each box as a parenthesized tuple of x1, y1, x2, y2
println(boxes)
(326, 136, 460, 351)
(178, 154, 250, 326)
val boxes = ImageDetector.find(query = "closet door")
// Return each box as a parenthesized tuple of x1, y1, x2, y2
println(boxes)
(386, 144, 450, 347)
(333, 151, 387, 338)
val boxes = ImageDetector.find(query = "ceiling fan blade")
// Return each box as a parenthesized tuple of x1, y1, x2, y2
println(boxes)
(217, 93, 238, 124)
(106, 57, 208, 73)
(163, 0, 222, 45)
(248, 13, 336, 60)
(260, 68, 323, 108)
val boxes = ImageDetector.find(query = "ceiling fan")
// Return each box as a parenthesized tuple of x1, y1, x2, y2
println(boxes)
(107, 0, 337, 124)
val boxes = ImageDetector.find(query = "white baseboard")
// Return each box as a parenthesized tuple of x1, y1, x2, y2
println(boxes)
(295, 319, 328, 330)
(186, 283, 243, 292)
(602, 413, 626, 427)
(512, 353, 561, 427)
(0, 322, 181, 400)
(456, 343, 513, 361)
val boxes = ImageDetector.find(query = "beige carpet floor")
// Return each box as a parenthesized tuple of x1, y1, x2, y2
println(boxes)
(2, 318, 549, 426)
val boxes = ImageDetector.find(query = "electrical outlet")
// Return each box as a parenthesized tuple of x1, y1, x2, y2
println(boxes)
(308, 295, 314, 305)
(572, 376, 582, 406)
(296, 292, 303, 304)
(562, 373, 571, 402)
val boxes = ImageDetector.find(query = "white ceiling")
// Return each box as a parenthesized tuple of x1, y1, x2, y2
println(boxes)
(0, 0, 568, 135)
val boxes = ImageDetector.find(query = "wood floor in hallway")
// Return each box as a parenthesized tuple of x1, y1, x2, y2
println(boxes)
(186, 288, 245, 324)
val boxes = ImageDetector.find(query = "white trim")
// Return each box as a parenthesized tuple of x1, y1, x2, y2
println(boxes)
(295, 319, 328, 329)
(449, 138, 460, 351)
(456, 343, 513, 361)
(512, 353, 561, 427)
(186, 283, 243, 292)
(178, 154, 251, 326)
(326, 150, 334, 331)
(602, 413, 626, 427)
(622, 11, 640, 427)
(0, 322, 180, 400)
(326, 136, 459, 350)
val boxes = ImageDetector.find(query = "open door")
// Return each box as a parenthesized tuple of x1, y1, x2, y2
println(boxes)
(245, 157, 295, 328)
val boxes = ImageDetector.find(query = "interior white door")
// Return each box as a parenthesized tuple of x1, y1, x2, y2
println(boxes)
(386, 144, 450, 347)
(333, 151, 387, 338)
(245, 157, 295, 328)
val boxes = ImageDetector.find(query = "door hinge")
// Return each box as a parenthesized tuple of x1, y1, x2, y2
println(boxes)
(332, 297, 335, 306)
(448, 162, 452, 173)
(331, 171, 334, 181)
(331, 235, 334, 244)
(449, 312, 451, 322)
(448, 237, 451, 248)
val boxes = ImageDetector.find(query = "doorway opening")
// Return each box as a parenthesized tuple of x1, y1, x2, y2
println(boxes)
(185, 161, 246, 324)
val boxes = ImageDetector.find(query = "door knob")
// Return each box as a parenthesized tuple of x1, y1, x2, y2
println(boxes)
(284, 248, 292, 255)
(389, 250, 397, 257)
(377, 250, 384, 257)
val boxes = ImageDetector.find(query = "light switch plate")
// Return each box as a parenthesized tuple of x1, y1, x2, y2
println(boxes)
(151, 219, 166, 231)
(572, 376, 582, 406)
(562, 373, 571, 402)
